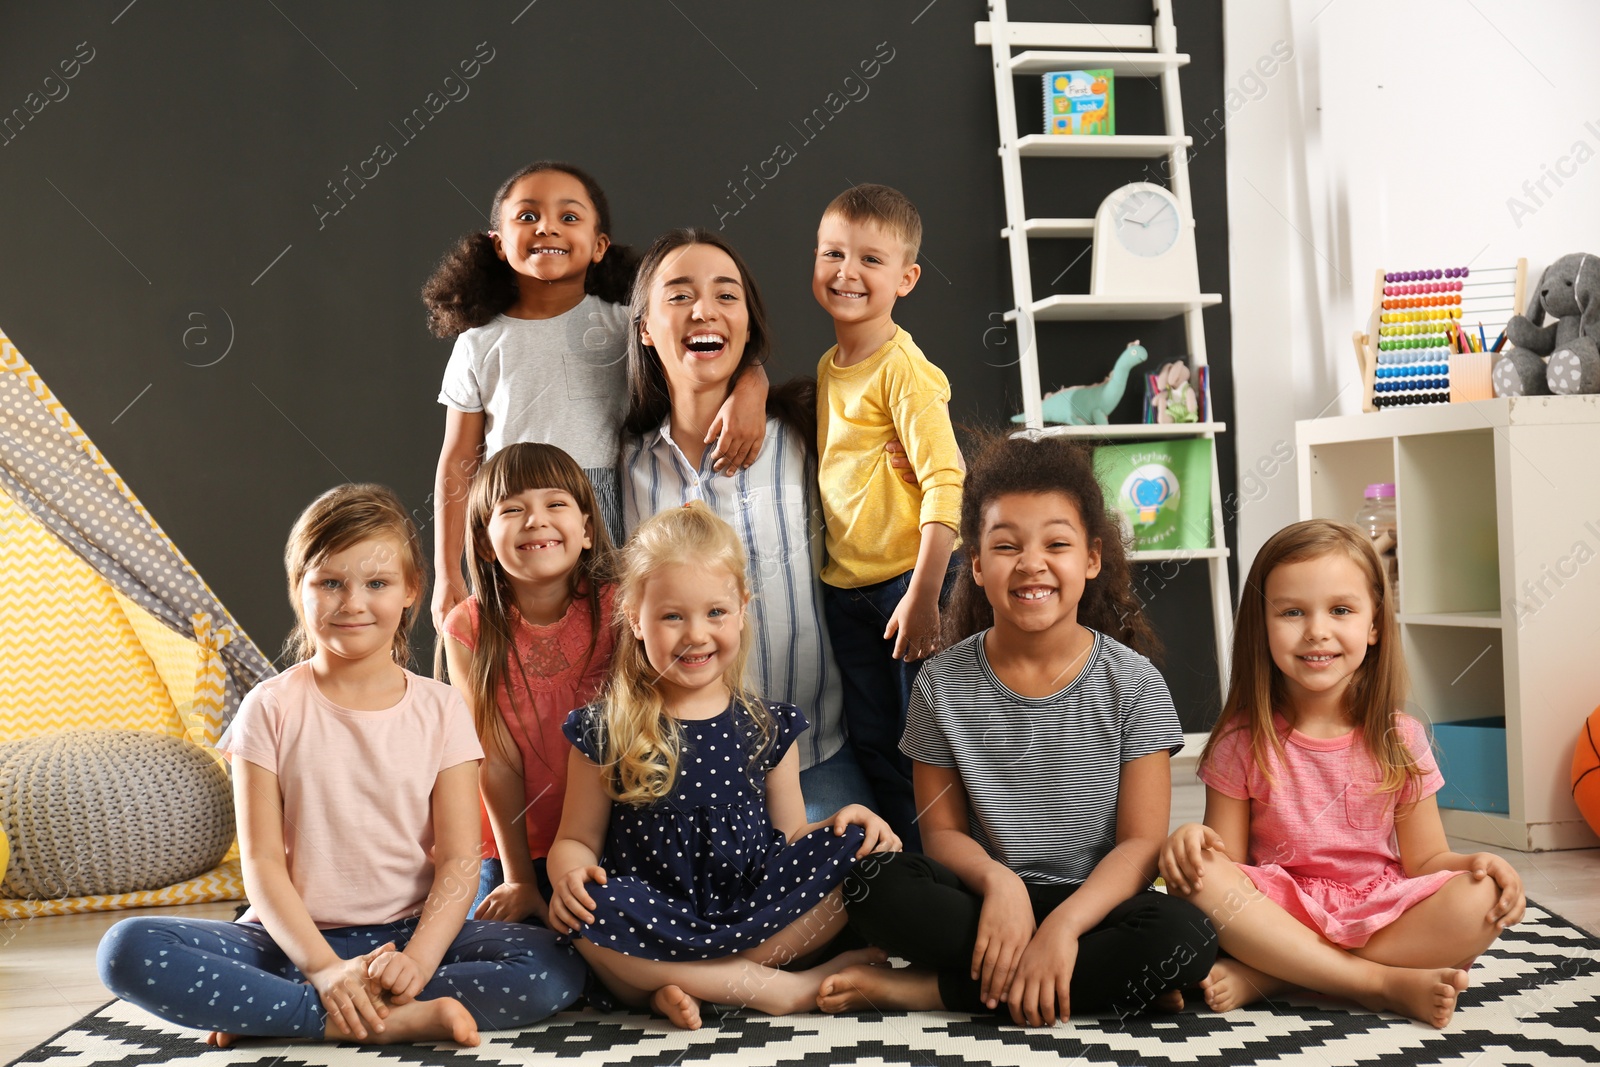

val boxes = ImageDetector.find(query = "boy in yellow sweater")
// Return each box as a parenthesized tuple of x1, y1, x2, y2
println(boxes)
(813, 183, 964, 850)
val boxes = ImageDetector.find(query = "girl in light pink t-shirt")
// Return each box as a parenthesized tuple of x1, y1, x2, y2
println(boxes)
(1159, 520, 1524, 1030)
(98, 485, 585, 1050)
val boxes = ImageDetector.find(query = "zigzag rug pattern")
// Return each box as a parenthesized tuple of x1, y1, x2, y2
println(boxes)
(14, 903, 1599, 1066)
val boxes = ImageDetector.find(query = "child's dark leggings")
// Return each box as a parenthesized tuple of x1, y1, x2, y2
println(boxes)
(843, 852, 1217, 1017)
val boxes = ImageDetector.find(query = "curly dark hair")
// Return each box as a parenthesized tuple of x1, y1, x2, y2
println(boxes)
(942, 430, 1161, 660)
(420, 161, 638, 338)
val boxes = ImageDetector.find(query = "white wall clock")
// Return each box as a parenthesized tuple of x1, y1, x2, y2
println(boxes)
(1089, 182, 1200, 297)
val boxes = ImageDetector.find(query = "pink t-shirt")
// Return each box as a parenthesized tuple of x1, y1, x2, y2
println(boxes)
(222, 662, 483, 929)
(1199, 713, 1443, 883)
(444, 586, 616, 860)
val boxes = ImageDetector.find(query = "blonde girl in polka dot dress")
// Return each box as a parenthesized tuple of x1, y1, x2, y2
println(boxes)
(548, 501, 897, 1029)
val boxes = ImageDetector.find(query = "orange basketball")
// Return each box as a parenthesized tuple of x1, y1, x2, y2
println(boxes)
(1574, 705, 1600, 837)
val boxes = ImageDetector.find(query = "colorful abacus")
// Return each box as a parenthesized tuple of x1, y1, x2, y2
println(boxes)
(1353, 261, 1526, 413)
(1372, 267, 1468, 408)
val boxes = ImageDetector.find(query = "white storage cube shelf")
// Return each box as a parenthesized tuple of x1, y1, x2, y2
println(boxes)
(1296, 396, 1600, 851)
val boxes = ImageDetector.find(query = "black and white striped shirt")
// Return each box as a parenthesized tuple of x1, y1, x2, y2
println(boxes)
(901, 629, 1182, 885)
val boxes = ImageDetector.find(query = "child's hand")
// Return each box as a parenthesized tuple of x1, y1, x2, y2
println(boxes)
(1467, 852, 1525, 929)
(307, 950, 389, 1039)
(884, 440, 919, 486)
(1007, 927, 1079, 1027)
(431, 579, 466, 635)
(973, 875, 1036, 1011)
(1159, 822, 1225, 895)
(549, 866, 606, 934)
(885, 584, 941, 662)
(476, 880, 548, 924)
(707, 388, 762, 474)
(828, 804, 902, 856)
(366, 945, 427, 1005)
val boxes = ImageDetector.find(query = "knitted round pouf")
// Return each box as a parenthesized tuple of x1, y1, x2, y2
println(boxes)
(0, 730, 234, 899)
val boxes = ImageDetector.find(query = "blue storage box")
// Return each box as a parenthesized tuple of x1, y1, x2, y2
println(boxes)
(1430, 717, 1508, 814)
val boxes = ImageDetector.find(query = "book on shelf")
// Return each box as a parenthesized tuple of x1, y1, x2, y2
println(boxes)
(1094, 438, 1213, 552)
(1043, 69, 1114, 135)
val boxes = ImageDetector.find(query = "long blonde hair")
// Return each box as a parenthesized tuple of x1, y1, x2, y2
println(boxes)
(450, 443, 616, 764)
(1202, 519, 1421, 794)
(593, 501, 772, 806)
(283, 484, 427, 666)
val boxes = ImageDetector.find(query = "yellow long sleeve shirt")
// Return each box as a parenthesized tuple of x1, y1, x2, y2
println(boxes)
(817, 327, 964, 587)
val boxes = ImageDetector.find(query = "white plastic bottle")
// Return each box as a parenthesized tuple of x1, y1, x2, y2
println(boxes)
(1355, 483, 1399, 608)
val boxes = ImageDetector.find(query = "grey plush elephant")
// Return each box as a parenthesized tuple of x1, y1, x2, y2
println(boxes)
(1493, 253, 1600, 396)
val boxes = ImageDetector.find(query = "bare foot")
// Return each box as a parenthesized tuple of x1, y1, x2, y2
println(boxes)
(651, 984, 702, 1030)
(326, 996, 480, 1047)
(1154, 989, 1185, 1013)
(1368, 967, 1468, 1029)
(204, 1031, 238, 1048)
(1200, 958, 1290, 1012)
(817, 961, 940, 1014)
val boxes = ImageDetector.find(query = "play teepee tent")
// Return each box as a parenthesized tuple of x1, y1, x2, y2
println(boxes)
(0, 330, 274, 917)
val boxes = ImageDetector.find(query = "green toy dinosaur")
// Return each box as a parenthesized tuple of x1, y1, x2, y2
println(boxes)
(1013, 341, 1149, 426)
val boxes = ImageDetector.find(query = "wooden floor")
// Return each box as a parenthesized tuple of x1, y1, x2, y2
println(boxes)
(4, 777, 1597, 1065)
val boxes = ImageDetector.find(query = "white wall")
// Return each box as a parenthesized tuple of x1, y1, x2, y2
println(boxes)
(1224, 0, 1600, 573)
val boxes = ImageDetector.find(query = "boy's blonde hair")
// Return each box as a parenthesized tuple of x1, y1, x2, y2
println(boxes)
(823, 183, 921, 264)
(1202, 519, 1421, 795)
(283, 484, 427, 666)
(593, 501, 772, 806)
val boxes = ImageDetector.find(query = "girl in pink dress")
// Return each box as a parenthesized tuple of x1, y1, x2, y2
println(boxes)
(441, 442, 618, 927)
(1160, 519, 1524, 1030)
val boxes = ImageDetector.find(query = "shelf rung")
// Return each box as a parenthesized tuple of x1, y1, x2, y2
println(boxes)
(975, 21, 1152, 50)
(1022, 422, 1226, 440)
(1130, 547, 1230, 562)
(1008, 50, 1188, 76)
(1013, 134, 1190, 159)
(1012, 294, 1221, 321)
(1002, 218, 1095, 239)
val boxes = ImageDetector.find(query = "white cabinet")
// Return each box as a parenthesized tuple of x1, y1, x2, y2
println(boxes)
(1297, 396, 1600, 851)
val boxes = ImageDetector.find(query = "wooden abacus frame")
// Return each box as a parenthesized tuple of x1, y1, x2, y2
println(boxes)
(1353, 258, 1526, 412)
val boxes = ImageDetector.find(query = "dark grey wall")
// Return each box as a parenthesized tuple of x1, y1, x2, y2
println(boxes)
(0, 1, 1233, 729)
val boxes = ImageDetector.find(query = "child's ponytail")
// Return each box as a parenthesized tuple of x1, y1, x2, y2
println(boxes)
(421, 231, 519, 338)
(586, 241, 639, 306)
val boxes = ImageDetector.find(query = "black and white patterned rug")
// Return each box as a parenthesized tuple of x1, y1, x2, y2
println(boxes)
(14, 903, 1599, 1067)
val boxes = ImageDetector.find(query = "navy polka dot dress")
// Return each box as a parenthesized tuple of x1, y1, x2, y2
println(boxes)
(561, 700, 865, 961)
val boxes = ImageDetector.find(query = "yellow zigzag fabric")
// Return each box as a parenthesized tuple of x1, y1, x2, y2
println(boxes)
(0, 484, 187, 742)
(0, 858, 244, 919)
(184, 614, 232, 750)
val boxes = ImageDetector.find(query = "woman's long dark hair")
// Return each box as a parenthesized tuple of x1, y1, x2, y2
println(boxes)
(943, 430, 1160, 659)
(622, 229, 796, 437)
(421, 161, 638, 338)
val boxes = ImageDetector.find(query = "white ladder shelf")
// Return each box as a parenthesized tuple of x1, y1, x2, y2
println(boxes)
(978, 0, 1234, 709)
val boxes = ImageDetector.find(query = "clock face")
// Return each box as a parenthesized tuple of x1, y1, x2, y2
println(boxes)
(1112, 188, 1181, 258)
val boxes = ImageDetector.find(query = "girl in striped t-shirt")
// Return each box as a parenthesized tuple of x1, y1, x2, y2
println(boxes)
(820, 433, 1216, 1028)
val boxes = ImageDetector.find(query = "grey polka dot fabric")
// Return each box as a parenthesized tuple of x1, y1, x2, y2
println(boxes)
(0, 358, 274, 724)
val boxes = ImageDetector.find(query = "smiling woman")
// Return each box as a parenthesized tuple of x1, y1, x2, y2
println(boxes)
(619, 229, 872, 820)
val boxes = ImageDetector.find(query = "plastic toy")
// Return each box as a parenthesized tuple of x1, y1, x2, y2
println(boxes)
(1017, 341, 1148, 426)
(1151, 360, 1199, 423)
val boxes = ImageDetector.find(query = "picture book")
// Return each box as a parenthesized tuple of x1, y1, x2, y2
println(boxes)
(1093, 438, 1213, 551)
(1043, 69, 1114, 135)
